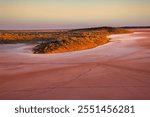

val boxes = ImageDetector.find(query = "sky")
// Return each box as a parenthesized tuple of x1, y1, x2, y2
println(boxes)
(0, 0, 150, 29)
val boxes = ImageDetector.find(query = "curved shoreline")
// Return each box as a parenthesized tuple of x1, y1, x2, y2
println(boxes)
(0, 29, 150, 99)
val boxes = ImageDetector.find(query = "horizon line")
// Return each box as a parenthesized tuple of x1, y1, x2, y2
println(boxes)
(0, 26, 150, 31)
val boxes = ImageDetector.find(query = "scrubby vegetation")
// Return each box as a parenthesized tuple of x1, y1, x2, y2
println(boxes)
(33, 27, 130, 53)
(0, 32, 57, 44)
(0, 27, 131, 53)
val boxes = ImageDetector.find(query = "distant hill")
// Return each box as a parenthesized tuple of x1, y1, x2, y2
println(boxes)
(121, 26, 150, 29)
(70, 27, 112, 31)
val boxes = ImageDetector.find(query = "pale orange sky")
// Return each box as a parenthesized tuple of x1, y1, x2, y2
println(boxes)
(0, 0, 150, 29)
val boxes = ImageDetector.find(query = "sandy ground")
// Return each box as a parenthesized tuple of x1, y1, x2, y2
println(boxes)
(0, 29, 150, 100)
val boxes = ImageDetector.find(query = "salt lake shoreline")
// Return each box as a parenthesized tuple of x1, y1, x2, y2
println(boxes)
(0, 29, 150, 99)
